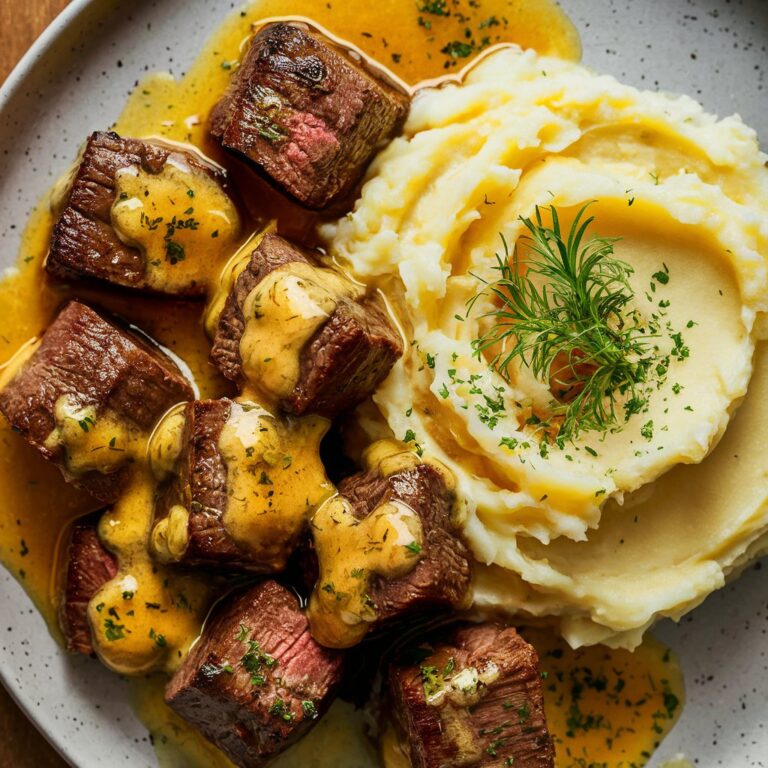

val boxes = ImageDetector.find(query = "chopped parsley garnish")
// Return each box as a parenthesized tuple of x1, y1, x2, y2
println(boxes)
(269, 698, 293, 722)
(418, 0, 449, 15)
(441, 40, 474, 58)
(104, 618, 126, 641)
(240, 634, 278, 688)
(78, 416, 96, 433)
(165, 239, 186, 265)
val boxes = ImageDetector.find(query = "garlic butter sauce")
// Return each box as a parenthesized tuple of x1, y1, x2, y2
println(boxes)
(111, 155, 241, 293)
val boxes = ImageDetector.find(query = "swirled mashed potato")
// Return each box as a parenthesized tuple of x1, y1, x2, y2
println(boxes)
(323, 47, 768, 648)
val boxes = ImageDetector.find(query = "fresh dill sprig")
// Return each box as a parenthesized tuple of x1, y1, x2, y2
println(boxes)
(468, 202, 659, 441)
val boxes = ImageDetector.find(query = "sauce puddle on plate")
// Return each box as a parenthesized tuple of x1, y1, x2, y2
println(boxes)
(525, 629, 684, 768)
(0, 1, 682, 766)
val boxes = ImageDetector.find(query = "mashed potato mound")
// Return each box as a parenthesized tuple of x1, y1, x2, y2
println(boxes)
(323, 47, 768, 648)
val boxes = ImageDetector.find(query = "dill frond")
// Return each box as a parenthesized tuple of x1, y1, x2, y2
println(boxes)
(468, 202, 659, 441)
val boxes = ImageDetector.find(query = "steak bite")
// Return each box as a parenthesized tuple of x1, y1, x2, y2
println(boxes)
(307, 440, 472, 649)
(58, 521, 118, 655)
(0, 300, 193, 503)
(47, 130, 240, 296)
(388, 623, 555, 768)
(166, 580, 343, 768)
(209, 232, 403, 418)
(209, 22, 410, 210)
(149, 397, 333, 572)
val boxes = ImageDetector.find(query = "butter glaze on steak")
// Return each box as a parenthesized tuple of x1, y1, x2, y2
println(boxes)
(389, 623, 555, 768)
(0, 300, 193, 502)
(210, 232, 403, 418)
(210, 23, 410, 209)
(307, 443, 473, 649)
(338, 460, 472, 623)
(150, 397, 333, 573)
(58, 521, 118, 655)
(46, 130, 230, 296)
(165, 580, 343, 768)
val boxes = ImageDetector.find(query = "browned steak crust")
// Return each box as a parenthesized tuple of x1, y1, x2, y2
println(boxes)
(339, 462, 472, 624)
(210, 232, 403, 418)
(0, 300, 193, 502)
(58, 521, 118, 655)
(210, 22, 410, 209)
(47, 131, 226, 296)
(166, 580, 343, 768)
(389, 623, 555, 768)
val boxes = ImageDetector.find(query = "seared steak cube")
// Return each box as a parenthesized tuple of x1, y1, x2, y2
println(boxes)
(210, 232, 402, 418)
(166, 580, 343, 768)
(307, 440, 472, 648)
(389, 623, 555, 768)
(210, 22, 410, 209)
(0, 301, 193, 503)
(149, 397, 333, 572)
(47, 130, 239, 296)
(58, 521, 118, 655)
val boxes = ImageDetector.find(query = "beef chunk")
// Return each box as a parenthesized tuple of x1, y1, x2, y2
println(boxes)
(166, 580, 343, 768)
(0, 301, 193, 502)
(58, 522, 118, 655)
(210, 232, 402, 418)
(46, 130, 231, 296)
(389, 623, 555, 768)
(210, 22, 410, 209)
(307, 441, 472, 648)
(150, 398, 333, 572)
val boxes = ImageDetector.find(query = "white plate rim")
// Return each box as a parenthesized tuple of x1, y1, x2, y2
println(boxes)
(0, 7, 103, 764)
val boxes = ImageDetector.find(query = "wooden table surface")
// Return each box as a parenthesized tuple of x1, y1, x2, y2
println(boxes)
(0, 3, 77, 765)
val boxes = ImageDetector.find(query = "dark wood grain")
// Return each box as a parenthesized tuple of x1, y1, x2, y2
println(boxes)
(0, 0, 72, 83)
(0, 2, 73, 766)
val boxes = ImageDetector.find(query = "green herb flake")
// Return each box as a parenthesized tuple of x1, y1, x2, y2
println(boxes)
(441, 40, 474, 59)
(418, 0, 449, 16)
(104, 619, 126, 641)
(165, 240, 186, 265)
(269, 698, 294, 722)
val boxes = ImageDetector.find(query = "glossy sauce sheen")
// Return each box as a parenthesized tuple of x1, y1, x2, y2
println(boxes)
(308, 494, 424, 648)
(239, 263, 362, 401)
(111, 155, 241, 293)
(217, 400, 333, 564)
(0, 0, 681, 766)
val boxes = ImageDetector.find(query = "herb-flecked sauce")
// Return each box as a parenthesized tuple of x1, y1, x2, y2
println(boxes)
(0, 1, 683, 766)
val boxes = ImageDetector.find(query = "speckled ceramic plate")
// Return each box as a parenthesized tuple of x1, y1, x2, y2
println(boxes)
(0, 1, 766, 766)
